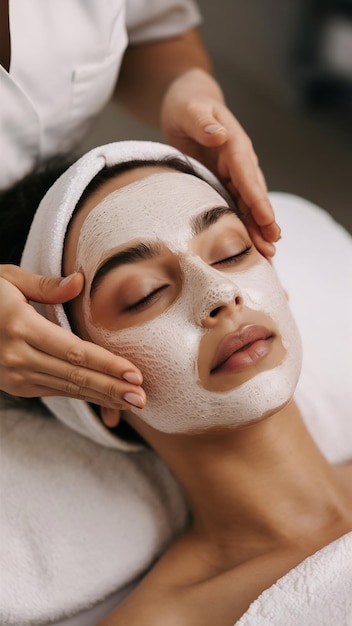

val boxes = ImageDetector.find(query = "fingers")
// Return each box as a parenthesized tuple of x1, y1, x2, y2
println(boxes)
(100, 407, 121, 428)
(1, 335, 146, 409)
(259, 222, 281, 245)
(248, 226, 276, 258)
(29, 316, 140, 380)
(25, 317, 146, 408)
(181, 101, 229, 147)
(218, 142, 270, 215)
(213, 126, 281, 246)
(0, 273, 145, 407)
(180, 101, 281, 244)
(161, 71, 279, 244)
(14, 364, 146, 410)
(236, 199, 276, 258)
(0, 264, 84, 303)
(167, 96, 281, 245)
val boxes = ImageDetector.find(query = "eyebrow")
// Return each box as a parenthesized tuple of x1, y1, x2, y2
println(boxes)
(90, 241, 162, 296)
(191, 205, 238, 236)
(90, 205, 237, 296)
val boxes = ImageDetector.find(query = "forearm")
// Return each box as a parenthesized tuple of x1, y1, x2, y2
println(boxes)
(114, 28, 215, 125)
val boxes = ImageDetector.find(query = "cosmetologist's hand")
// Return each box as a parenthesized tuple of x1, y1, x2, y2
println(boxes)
(0, 266, 145, 424)
(161, 69, 281, 257)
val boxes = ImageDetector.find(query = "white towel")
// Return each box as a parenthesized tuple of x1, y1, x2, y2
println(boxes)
(20, 141, 227, 451)
(272, 193, 352, 464)
(236, 532, 352, 625)
(0, 400, 188, 626)
(1, 399, 351, 626)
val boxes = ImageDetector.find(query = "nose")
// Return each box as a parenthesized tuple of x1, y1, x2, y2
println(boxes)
(200, 283, 243, 328)
(182, 255, 243, 327)
(205, 292, 242, 321)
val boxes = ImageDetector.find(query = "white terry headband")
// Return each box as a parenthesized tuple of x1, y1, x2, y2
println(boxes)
(20, 141, 232, 451)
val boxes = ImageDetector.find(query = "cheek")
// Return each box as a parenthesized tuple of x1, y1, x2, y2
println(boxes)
(232, 264, 301, 360)
(230, 261, 289, 318)
(85, 303, 203, 398)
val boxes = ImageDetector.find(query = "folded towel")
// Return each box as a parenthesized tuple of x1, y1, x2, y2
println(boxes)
(1, 399, 351, 626)
(0, 401, 187, 626)
(20, 141, 228, 451)
(236, 532, 352, 625)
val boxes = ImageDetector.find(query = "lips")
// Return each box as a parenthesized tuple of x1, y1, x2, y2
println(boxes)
(211, 325, 274, 374)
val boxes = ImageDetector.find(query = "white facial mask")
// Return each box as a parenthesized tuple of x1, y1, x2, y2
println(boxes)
(76, 173, 302, 434)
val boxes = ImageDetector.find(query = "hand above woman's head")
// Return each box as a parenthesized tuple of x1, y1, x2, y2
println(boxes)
(160, 68, 281, 257)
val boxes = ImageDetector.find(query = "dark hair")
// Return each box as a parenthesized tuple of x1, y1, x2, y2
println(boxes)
(0, 157, 75, 416)
(0, 156, 74, 265)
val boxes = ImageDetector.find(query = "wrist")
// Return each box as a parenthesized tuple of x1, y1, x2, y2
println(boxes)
(162, 68, 225, 106)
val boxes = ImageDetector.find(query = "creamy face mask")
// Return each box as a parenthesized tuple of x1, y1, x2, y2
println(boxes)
(76, 172, 302, 434)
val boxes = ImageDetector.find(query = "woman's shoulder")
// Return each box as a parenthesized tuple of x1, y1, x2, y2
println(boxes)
(98, 526, 352, 626)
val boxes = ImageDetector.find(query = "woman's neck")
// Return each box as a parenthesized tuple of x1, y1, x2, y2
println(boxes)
(142, 401, 352, 562)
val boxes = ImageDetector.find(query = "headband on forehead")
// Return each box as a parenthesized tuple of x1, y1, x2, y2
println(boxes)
(21, 140, 230, 451)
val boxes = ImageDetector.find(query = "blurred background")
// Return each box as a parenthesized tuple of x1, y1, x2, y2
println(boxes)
(82, 0, 352, 233)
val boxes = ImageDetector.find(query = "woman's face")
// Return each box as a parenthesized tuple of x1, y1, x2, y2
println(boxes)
(64, 166, 302, 434)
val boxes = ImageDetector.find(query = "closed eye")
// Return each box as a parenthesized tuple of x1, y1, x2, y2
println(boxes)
(212, 245, 252, 267)
(124, 285, 169, 312)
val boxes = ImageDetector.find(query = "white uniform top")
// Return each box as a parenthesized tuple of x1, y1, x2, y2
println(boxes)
(0, 0, 201, 189)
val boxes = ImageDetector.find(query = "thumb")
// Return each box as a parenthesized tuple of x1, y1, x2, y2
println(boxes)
(0, 265, 84, 304)
(182, 104, 228, 147)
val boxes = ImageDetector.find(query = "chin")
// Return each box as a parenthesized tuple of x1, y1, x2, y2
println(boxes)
(256, 395, 295, 422)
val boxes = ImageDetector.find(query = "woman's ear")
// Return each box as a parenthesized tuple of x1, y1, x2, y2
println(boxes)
(100, 406, 121, 428)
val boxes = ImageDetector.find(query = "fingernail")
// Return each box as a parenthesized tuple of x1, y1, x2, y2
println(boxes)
(122, 371, 143, 385)
(123, 392, 144, 409)
(204, 123, 225, 134)
(274, 226, 281, 242)
(60, 273, 76, 287)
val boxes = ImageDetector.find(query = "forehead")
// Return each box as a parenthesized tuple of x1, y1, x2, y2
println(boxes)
(78, 170, 230, 255)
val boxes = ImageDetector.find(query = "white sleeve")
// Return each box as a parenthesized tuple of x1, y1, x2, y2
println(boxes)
(125, 0, 202, 44)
